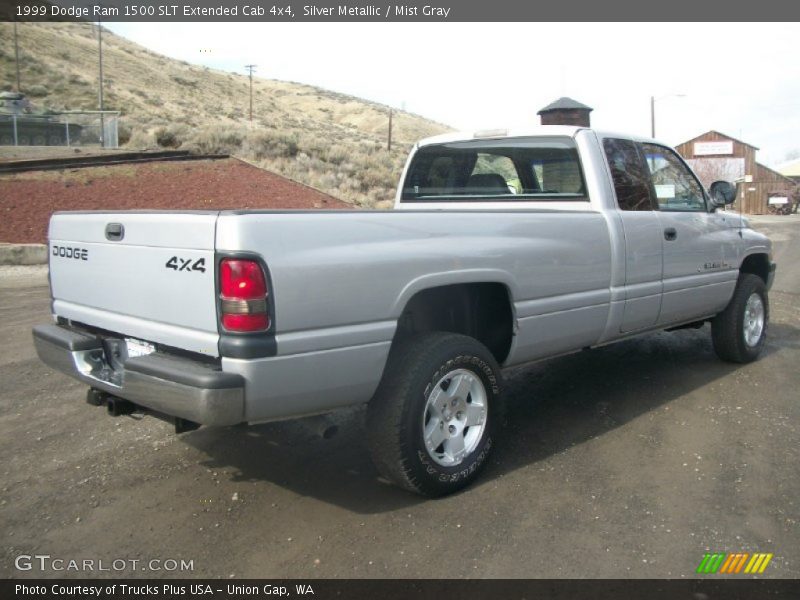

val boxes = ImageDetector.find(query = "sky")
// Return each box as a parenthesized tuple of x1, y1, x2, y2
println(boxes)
(105, 22, 800, 167)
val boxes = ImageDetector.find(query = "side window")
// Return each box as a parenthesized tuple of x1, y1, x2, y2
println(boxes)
(641, 143, 706, 212)
(603, 138, 655, 211)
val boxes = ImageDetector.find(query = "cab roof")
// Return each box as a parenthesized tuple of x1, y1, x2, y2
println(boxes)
(416, 125, 585, 147)
(416, 125, 664, 147)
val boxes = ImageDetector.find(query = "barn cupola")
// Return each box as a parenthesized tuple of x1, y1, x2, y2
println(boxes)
(537, 97, 593, 127)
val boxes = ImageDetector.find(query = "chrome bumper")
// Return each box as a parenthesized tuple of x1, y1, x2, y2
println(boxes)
(32, 324, 245, 426)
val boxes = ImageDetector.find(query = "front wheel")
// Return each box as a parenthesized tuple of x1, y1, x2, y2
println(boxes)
(367, 332, 502, 497)
(712, 273, 768, 363)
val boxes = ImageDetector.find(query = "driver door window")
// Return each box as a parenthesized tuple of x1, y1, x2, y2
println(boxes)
(641, 143, 706, 212)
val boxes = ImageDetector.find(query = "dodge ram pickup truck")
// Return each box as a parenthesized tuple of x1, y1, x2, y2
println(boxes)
(33, 126, 776, 496)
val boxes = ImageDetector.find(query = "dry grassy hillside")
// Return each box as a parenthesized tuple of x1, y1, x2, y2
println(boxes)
(0, 22, 450, 206)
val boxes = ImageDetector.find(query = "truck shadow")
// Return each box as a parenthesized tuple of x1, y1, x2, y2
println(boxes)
(182, 323, 794, 514)
(492, 324, 788, 479)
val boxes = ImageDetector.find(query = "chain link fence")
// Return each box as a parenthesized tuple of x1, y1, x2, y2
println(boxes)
(0, 111, 120, 148)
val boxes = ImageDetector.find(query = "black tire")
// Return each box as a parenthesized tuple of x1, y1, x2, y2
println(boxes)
(712, 273, 768, 363)
(367, 332, 502, 497)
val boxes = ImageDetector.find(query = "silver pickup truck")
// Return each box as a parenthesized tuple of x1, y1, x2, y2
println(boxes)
(33, 126, 775, 496)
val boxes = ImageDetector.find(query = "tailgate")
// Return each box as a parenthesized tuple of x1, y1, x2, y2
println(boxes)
(48, 212, 220, 356)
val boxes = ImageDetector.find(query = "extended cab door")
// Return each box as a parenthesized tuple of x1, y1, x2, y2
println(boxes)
(639, 143, 740, 325)
(602, 137, 663, 333)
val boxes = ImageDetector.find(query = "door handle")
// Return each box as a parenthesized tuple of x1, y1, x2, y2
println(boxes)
(664, 227, 677, 241)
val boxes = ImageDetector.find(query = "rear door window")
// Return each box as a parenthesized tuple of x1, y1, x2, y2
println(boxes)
(603, 137, 656, 211)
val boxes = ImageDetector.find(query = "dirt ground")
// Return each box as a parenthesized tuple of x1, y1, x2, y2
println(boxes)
(0, 158, 349, 243)
(0, 217, 797, 579)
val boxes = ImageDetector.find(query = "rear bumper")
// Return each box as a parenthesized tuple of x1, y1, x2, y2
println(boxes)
(32, 323, 245, 426)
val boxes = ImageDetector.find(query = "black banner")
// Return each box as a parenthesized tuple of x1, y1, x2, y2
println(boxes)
(1, 0, 800, 22)
(4, 579, 800, 600)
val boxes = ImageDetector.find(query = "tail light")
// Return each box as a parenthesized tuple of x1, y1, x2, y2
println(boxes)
(219, 258, 270, 332)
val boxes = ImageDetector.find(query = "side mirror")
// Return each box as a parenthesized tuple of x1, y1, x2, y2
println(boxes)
(709, 181, 737, 208)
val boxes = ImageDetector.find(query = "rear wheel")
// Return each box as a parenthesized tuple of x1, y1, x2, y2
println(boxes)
(712, 273, 768, 363)
(367, 332, 502, 497)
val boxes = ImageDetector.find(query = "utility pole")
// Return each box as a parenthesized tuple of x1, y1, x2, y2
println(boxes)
(387, 108, 393, 151)
(650, 95, 655, 138)
(245, 64, 256, 122)
(97, 20, 105, 147)
(13, 21, 21, 92)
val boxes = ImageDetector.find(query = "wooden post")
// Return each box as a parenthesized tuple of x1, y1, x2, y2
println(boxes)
(98, 20, 105, 147)
(13, 21, 21, 92)
(245, 64, 257, 122)
(387, 108, 393, 151)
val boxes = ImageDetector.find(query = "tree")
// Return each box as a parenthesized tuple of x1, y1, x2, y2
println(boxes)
(686, 158, 744, 189)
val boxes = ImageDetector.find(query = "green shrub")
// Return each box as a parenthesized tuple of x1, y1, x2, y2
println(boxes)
(154, 124, 186, 148)
(126, 128, 154, 149)
(325, 147, 349, 165)
(117, 122, 132, 145)
(67, 73, 89, 86)
(184, 124, 245, 154)
(26, 84, 49, 97)
(170, 75, 198, 88)
(241, 129, 299, 159)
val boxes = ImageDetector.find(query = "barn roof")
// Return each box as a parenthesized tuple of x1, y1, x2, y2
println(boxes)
(677, 130, 759, 151)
